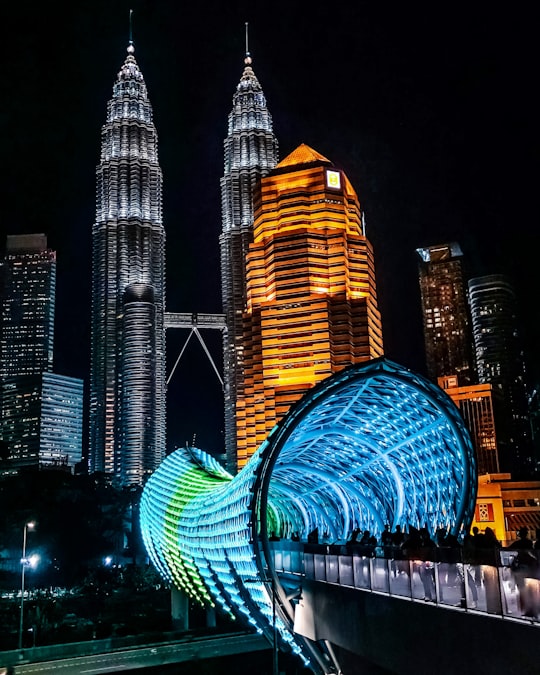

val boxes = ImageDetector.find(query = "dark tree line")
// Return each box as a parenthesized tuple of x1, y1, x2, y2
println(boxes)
(0, 470, 133, 587)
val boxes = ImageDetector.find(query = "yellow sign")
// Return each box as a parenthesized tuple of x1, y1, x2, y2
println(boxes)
(326, 170, 341, 189)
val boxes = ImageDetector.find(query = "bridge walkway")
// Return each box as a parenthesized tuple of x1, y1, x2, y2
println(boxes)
(272, 540, 539, 624)
(271, 541, 540, 674)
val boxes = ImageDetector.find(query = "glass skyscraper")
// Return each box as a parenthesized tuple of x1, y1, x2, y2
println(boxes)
(468, 274, 532, 476)
(1, 373, 83, 472)
(89, 43, 166, 486)
(416, 242, 473, 385)
(0, 235, 83, 473)
(219, 49, 278, 472)
(0, 234, 55, 377)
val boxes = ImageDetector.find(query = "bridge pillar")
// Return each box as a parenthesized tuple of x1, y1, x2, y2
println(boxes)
(171, 587, 189, 630)
(206, 606, 217, 628)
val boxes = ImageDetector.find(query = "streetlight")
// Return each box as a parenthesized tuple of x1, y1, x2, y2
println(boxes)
(18, 521, 36, 650)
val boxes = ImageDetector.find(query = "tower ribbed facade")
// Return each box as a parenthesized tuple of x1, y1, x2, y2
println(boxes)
(237, 144, 384, 466)
(468, 274, 532, 475)
(89, 44, 166, 487)
(219, 52, 278, 472)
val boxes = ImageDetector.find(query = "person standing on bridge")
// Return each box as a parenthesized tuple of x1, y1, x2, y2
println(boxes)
(509, 527, 539, 618)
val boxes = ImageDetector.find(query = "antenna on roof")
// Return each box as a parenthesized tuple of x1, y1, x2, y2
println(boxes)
(129, 9, 134, 46)
(244, 22, 252, 64)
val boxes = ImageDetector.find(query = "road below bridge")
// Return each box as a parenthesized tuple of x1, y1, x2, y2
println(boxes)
(4, 632, 270, 675)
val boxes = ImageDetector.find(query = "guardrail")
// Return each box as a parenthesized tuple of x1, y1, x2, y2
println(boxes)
(271, 541, 540, 623)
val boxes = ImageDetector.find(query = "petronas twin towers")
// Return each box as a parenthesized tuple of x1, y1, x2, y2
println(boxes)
(89, 41, 278, 484)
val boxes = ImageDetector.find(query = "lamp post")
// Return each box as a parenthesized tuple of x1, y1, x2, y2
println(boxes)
(18, 521, 35, 650)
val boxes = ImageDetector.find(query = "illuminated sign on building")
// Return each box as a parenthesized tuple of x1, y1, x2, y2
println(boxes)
(326, 169, 341, 189)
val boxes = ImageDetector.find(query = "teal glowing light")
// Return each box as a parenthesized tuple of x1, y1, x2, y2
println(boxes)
(140, 358, 477, 672)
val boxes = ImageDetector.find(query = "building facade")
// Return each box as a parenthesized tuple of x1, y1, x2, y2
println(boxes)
(468, 274, 532, 476)
(0, 234, 56, 377)
(219, 51, 278, 471)
(236, 144, 384, 466)
(89, 44, 166, 486)
(438, 375, 499, 475)
(472, 473, 540, 545)
(0, 235, 83, 473)
(0, 372, 83, 472)
(416, 242, 473, 385)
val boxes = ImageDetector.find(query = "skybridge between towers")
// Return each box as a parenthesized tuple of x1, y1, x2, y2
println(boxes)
(164, 312, 226, 386)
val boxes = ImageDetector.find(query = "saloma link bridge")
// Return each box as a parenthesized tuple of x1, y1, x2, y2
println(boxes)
(141, 357, 483, 674)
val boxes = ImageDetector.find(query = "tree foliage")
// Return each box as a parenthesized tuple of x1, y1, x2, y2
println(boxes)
(0, 471, 130, 586)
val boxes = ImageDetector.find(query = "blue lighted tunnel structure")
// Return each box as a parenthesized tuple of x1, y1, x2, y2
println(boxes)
(140, 358, 477, 673)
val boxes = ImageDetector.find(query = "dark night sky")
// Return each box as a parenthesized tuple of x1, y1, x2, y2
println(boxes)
(1, 2, 537, 456)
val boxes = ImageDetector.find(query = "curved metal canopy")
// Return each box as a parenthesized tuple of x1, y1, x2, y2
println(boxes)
(140, 358, 477, 673)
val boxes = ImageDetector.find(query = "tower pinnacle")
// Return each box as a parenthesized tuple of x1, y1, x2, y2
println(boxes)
(244, 22, 251, 65)
(128, 8, 134, 53)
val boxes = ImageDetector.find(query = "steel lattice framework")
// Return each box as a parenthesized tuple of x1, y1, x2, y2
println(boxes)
(140, 358, 477, 673)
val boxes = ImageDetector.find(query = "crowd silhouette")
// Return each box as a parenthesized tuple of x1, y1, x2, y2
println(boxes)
(282, 522, 540, 618)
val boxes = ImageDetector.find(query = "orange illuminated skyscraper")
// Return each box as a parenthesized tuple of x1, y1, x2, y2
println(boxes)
(236, 144, 384, 466)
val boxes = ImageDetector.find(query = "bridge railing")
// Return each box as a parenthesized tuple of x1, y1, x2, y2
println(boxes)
(270, 541, 540, 623)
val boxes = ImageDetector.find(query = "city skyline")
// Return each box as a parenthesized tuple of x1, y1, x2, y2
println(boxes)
(2, 2, 537, 457)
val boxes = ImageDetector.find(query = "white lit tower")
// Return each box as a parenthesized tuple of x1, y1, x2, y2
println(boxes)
(468, 274, 532, 476)
(89, 42, 166, 486)
(219, 33, 278, 471)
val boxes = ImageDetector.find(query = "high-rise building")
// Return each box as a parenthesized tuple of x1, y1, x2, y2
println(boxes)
(219, 49, 278, 472)
(0, 234, 55, 377)
(1, 372, 83, 472)
(438, 375, 499, 475)
(468, 274, 532, 476)
(89, 43, 166, 486)
(236, 144, 384, 466)
(0, 235, 83, 473)
(416, 242, 473, 385)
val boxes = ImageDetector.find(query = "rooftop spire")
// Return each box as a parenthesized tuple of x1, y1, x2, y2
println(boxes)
(128, 9, 134, 54)
(244, 22, 252, 65)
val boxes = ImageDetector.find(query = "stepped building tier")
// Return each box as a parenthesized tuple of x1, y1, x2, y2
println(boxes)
(89, 44, 166, 486)
(236, 144, 384, 466)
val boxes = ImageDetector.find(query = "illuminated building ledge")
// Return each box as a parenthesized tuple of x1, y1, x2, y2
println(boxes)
(140, 358, 477, 674)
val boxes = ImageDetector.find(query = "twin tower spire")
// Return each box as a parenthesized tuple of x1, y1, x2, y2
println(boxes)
(89, 24, 382, 483)
(89, 26, 279, 485)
